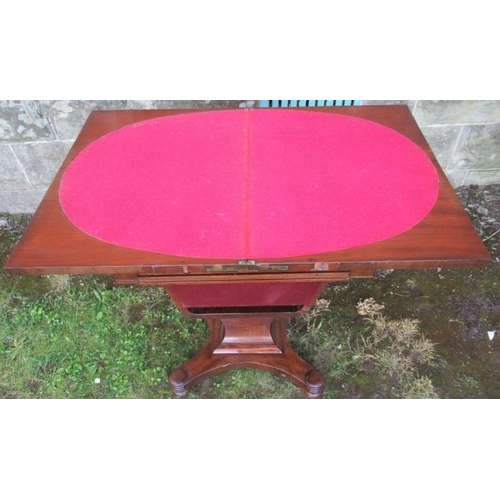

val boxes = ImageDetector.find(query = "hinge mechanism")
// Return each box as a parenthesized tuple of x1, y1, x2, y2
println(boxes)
(207, 260, 289, 273)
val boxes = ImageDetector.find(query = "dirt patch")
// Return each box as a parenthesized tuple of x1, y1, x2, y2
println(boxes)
(456, 184, 500, 258)
(395, 184, 500, 397)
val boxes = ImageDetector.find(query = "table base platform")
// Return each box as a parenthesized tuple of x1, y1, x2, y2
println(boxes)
(169, 313, 324, 399)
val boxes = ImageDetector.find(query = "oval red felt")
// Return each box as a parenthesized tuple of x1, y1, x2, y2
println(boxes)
(59, 109, 439, 259)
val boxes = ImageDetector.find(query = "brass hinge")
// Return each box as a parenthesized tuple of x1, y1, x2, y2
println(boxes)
(206, 260, 289, 273)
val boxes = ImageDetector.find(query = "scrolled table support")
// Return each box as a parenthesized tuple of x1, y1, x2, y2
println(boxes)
(169, 314, 325, 398)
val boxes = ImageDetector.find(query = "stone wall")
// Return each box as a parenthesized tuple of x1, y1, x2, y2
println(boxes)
(1, 100, 499, 213)
(363, 100, 500, 188)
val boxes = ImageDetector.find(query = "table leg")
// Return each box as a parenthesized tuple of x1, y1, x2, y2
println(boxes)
(169, 314, 324, 398)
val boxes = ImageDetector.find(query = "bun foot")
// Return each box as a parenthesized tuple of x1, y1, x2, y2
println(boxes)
(169, 368, 191, 397)
(304, 369, 325, 399)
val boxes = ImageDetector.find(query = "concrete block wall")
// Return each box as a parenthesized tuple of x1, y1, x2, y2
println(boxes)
(0, 100, 255, 213)
(363, 100, 500, 188)
(1, 100, 499, 213)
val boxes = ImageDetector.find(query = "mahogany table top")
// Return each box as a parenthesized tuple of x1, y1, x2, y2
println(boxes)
(4, 105, 491, 279)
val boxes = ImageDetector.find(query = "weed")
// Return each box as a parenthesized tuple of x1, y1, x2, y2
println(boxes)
(290, 297, 439, 398)
(352, 298, 438, 398)
(45, 275, 72, 294)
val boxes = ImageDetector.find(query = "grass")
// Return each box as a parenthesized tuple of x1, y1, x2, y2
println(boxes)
(1, 205, 500, 399)
(0, 272, 208, 398)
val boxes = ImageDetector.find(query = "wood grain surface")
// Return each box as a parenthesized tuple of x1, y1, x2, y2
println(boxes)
(4, 105, 491, 277)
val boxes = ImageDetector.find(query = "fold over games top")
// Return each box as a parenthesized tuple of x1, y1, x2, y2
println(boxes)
(59, 109, 440, 260)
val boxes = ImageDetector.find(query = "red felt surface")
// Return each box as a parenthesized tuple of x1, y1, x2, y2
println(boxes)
(60, 109, 439, 259)
(169, 282, 323, 308)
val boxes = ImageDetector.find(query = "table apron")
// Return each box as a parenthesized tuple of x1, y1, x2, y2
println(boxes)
(113, 272, 350, 286)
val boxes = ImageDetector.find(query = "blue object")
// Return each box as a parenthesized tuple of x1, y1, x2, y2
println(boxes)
(259, 100, 361, 107)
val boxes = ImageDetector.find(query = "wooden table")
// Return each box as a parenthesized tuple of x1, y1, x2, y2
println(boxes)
(4, 105, 491, 398)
